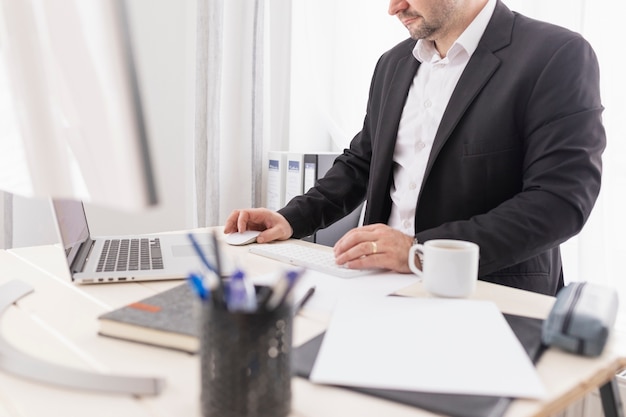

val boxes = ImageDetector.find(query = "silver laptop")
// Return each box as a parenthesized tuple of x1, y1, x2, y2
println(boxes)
(50, 199, 213, 284)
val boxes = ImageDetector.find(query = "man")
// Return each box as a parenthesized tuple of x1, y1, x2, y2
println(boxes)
(225, 0, 605, 295)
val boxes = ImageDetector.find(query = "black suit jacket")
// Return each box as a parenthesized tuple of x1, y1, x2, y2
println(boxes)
(279, 1, 605, 295)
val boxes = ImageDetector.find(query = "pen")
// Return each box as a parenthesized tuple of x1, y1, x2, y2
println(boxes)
(226, 269, 257, 312)
(187, 232, 226, 307)
(187, 232, 218, 277)
(294, 286, 315, 314)
(187, 272, 210, 301)
(209, 230, 223, 278)
(209, 230, 228, 305)
(265, 268, 306, 310)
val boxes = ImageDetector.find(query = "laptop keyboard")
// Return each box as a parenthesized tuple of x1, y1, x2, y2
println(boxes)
(96, 238, 164, 272)
(249, 242, 374, 278)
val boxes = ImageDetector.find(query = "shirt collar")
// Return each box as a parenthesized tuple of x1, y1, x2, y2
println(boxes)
(413, 0, 497, 63)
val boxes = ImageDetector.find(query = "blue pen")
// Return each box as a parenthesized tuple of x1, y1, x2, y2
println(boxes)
(187, 232, 226, 307)
(187, 272, 210, 301)
(187, 233, 218, 276)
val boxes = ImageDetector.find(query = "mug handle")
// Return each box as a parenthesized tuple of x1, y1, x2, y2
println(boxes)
(408, 244, 424, 277)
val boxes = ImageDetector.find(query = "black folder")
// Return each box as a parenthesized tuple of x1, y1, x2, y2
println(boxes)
(293, 313, 546, 417)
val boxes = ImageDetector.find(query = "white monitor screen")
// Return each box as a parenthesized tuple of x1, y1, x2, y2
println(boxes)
(0, 0, 157, 210)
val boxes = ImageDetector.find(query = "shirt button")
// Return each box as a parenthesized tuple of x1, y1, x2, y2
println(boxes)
(409, 182, 417, 190)
(416, 141, 426, 151)
(424, 100, 432, 108)
(403, 220, 412, 229)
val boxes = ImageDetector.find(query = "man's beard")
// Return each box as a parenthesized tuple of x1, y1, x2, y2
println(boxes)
(408, 23, 438, 40)
(401, 13, 438, 40)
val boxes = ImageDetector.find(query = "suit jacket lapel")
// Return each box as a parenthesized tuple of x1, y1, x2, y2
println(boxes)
(427, 53, 500, 163)
(422, 1, 514, 189)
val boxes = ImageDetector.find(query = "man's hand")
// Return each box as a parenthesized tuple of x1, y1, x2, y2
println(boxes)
(224, 208, 293, 243)
(333, 223, 414, 273)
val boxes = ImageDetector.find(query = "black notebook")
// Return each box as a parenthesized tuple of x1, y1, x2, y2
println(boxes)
(293, 313, 546, 417)
(98, 284, 199, 353)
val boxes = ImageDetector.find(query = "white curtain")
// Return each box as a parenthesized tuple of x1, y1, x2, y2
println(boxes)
(194, 0, 224, 227)
(194, 0, 293, 226)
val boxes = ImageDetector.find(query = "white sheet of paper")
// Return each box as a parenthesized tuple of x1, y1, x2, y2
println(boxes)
(251, 270, 419, 313)
(309, 296, 546, 399)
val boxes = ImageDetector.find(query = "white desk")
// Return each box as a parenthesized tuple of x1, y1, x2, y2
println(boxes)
(1, 232, 625, 417)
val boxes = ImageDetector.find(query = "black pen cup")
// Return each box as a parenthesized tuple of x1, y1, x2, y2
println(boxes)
(200, 291, 293, 417)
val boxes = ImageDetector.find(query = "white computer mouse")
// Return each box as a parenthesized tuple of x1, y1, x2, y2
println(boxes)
(224, 230, 261, 246)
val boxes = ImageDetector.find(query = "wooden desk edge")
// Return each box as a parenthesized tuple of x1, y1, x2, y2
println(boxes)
(531, 357, 626, 417)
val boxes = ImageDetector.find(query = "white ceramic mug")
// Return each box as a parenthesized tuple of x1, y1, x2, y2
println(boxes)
(408, 239, 479, 298)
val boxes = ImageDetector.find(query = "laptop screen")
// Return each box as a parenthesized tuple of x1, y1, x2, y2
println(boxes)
(51, 199, 91, 268)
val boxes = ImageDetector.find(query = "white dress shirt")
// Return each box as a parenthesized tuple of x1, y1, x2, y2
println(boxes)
(387, 0, 497, 236)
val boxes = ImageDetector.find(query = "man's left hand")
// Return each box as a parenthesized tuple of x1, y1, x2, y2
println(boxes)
(333, 224, 414, 273)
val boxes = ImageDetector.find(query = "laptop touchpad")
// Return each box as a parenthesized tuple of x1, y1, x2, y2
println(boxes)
(171, 244, 211, 257)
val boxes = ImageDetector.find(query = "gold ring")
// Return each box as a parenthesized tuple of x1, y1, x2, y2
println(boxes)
(371, 241, 378, 255)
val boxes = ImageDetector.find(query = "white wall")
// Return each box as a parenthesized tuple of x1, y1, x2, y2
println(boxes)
(288, 1, 406, 153)
(10, 0, 197, 247)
